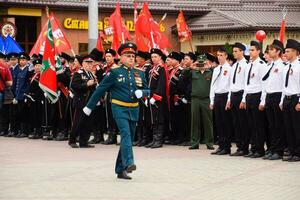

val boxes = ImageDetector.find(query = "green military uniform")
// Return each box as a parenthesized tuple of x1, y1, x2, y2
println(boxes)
(189, 67, 214, 148)
(84, 44, 149, 177)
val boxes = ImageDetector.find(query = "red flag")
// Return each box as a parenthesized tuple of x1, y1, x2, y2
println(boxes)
(30, 13, 73, 56)
(39, 20, 58, 103)
(136, 2, 171, 49)
(134, 1, 148, 51)
(278, 17, 286, 43)
(96, 32, 104, 52)
(176, 10, 192, 42)
(109, 2, 131, 52)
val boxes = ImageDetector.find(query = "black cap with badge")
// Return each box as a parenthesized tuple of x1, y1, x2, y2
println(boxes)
(285, 39, 300, 51)
(168, 51, 183, 62)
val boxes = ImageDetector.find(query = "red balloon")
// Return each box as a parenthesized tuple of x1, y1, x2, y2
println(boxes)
(256, 30, 266, 42)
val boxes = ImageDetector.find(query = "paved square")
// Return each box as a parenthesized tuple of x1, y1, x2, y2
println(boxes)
(0, 137, 299, 200)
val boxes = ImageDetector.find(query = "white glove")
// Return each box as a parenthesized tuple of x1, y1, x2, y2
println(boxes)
(96, 101, 101, 106)
(181, 98, 188, 104)
(57, 90, 61, 97)
(144, 98, 148, 107)
(150, 97, 156, 105)
(83, 107, 92, 116)
(135, 89, 143, 99)
(12, 98, 18, 104)
(69, 91, 74, 98)
(44, 93, 48, 98)
(174, 102, 179, 106)
(24, 98, 27, 103)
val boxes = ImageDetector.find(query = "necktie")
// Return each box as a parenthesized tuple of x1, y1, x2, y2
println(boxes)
(247, 63, 253, 85)
(232, 62, 239, 84)
(213, 66, 222, 85)
(285, 64, 292, 87)
(262, 62, 274, 81)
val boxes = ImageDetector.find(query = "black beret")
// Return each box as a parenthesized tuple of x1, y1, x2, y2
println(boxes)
(31, 54, 38, 60)
(168, 51, 183, 62)
(136, 50, 150, 60)
(118, 42, 137, 55)
(270, 39, 284, 51)
(180, 52, 185, 59)
(250, 40, 262, 49)
(82, 54, 95, 62)
(75, 55, 83, 65)
(150, 48, 164, 58)
(90, 48, 104, 62)
(286, 39, 300, 51)
(7, 52, 19, 59)
(185, 52, 197, 62)
(205, 52, 218, 63)
(60, 52, 72, 62)
(233, 42, 246, 51)
(32, 59, 42, 65)
(105, 48, 117, 56)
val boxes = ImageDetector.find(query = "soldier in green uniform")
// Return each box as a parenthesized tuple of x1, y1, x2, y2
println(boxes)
(83, 43, 150, 180)
(188, 54, 214, 150)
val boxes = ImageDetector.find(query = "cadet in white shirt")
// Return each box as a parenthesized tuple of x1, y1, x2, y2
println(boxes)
(280, 39, 300, 162)
(226, 42, 249, 156)
(242, 41, 268, 158)
(262, 39, 286, 160)
(210, 48, 232, 155)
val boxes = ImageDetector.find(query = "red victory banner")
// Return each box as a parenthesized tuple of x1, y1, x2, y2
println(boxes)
(39, 19, 59, 103)
(176, 10, 192, 42)
(30, 13, 73, 56)
(109, 2, 131, 52)
(135, 2, 172, 50)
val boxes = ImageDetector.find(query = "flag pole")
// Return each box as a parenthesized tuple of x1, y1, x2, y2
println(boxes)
(188, 39, 194, 52)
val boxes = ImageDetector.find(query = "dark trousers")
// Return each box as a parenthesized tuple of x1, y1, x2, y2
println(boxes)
(69, 107, 92, 145)
(170, 102, 184, 142)
(150, 101, 166, 144)
(230, 91, 249, 153)
(282, 95, 300, 157)
(114, 118, 136, 174)
(246, 92, 266, 154)
(9, 103, 19, 133)
(0, 104, 10, 133)
(214, 93, 231, 150)
(265, 93, 285, 155)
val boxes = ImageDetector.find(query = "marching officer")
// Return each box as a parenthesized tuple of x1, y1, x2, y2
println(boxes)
(226, 42, 249, 156)
(188, 54, 214, 150)
(83, 42, 150, 180)
(261, 39, 286, 160)
(68, 55, 97, 148)
(281, 39, 300, 162)
(210, 48, 232, 155)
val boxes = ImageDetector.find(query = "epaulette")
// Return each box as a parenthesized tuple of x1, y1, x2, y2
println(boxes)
(283, 62, 288, 65)
(111, 64, 120, 69)
(259, 60, 264, 64)
(134, 66, 144, 71)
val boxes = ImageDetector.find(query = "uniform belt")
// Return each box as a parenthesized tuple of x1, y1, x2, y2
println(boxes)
(111, 99, 139, 107)
(285, 94, 299, 99)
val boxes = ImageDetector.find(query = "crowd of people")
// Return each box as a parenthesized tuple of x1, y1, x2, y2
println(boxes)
(0, 38, 299, 162)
